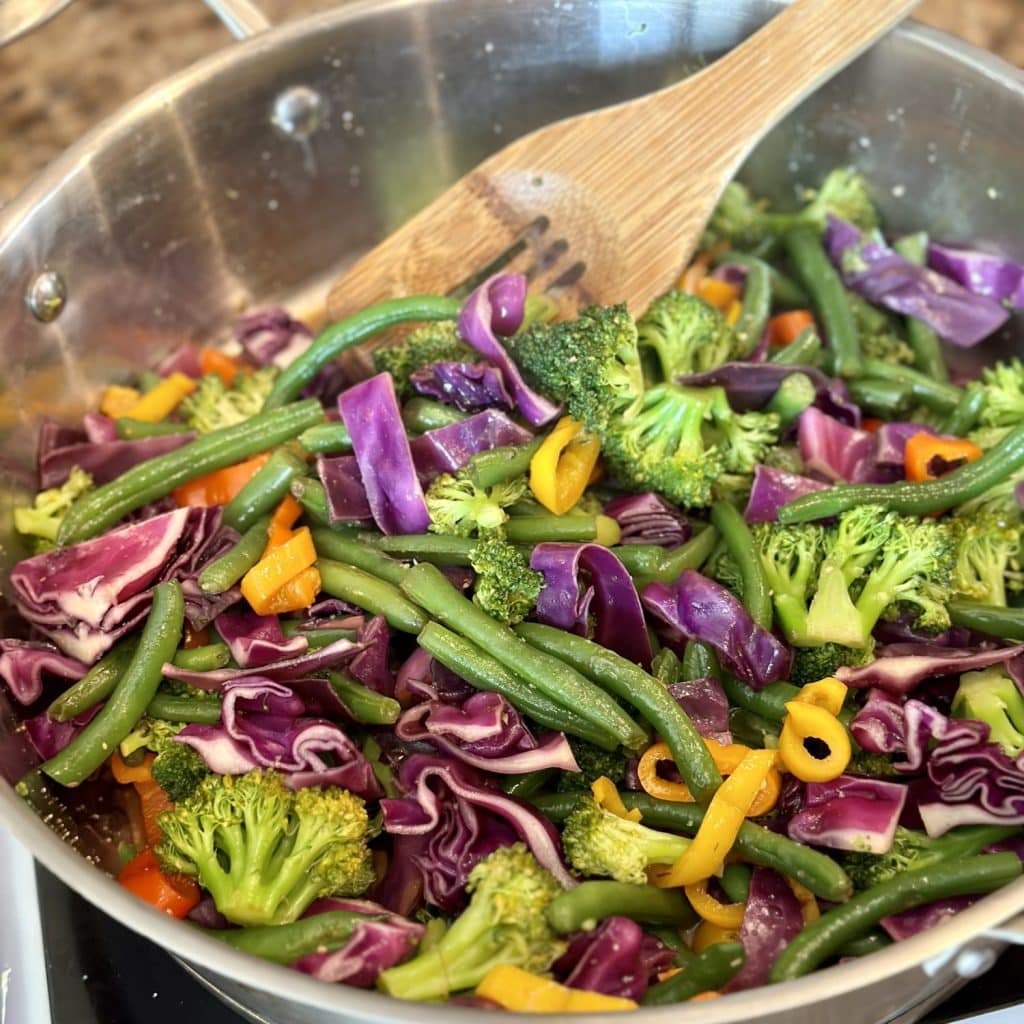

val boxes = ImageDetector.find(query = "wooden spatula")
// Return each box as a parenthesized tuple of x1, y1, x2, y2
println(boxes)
(327, 0, 919, 321)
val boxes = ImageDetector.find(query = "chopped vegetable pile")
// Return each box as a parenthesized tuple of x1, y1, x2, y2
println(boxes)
(7, 167, 1024, 1009)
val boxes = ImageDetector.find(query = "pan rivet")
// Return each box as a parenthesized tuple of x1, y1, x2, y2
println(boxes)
(272, 86, 325, 140)
(26, 270, 67, 323)
(954, 948, 997, 979)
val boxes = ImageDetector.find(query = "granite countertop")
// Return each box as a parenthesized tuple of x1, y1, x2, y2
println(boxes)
(0, 0, 1021, 203)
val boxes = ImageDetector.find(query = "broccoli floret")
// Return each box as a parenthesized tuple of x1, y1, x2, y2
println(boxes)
(510, 304, 645, 431)
(951, 513, 1023, 606)
(790, 643, 873, 685)
(157, 770, 374, 926)
(845, 750, 901, 778)
(702, 169, 879, 249)
(707, 398, 781, 476)
(469, 538, 544, 625)
(556, 740, 628, 793)
(952, 667, 1024, 757)
(841, 824, 1018, 891)
(179, 367, 278, 434)
(372, 321, 474, 397)
(849, 294, 915, 365)
(976, 359, 1024, 431)
(377, 843, 564, 1001)
(704, 543, 744, 600)
(119, 717, 186, 759)
(601, 384, 725, 508)
(151, 742, 211, 803)
(636, 290, 744, 382)
(561, 796, 689, 884)
(804, 506, 954, 649)
(13, 467, 93, 551)
(425, 471, 528, 538)
(753, 522, 825, 646)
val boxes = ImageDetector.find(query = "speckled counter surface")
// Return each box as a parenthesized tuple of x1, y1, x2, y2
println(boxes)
(0, 0, 1021, 203)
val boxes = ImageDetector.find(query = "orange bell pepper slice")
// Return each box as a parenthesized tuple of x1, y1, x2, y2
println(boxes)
(199, 346, 243, 386)
(241, 526, 318, 615)
(110, 751, 156, 786)
(766, 310, 815, 348)
(904, 432, 983, 483)
(265, 494, 304, 553)
(118, 848, 201, 919)
(173, 451, 271, 507)
(696, 277, 740, 312)
(259, 566, 322, 615)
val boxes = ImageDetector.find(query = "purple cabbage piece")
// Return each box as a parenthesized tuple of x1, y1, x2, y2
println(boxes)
(235, 307, 313, 367)
(603, 493, 689, 547)
(161, 635, 365, 690)
(874, 422, 936, 471)
(316, 454, 373, 524)
(825, 217, 1010, 347)
(82, 413, 118, 444)
(178, 522, 244, 631)
(381, 754, 573, 910)
(339, 373, 431, 535)
(555, 917, 672, 1001)
(214, 608, 308, 668)
(347, 617, 395, 696)
(726, 868, 804, 992)
(744, 465, 829, 524)
(927, 242, 1024, 308)
(666, 678, 731, 745)
(24, 706, 100, 760)
(176, 677, 381, 798)
(881, 896, 978, 942)
(10, 506, 223, 664)
(787, 775, 908, 853)
(395, 647, 436, 705)
(837, 644, 1024, 695)
(187, 897, 230, 930)
(395, 691, 579, 774)
(0, 640, 87, 705)
(408, 410, 533, 485)
(156, 343, 203, 379)
(677, 362, 831, 412)
(293, 898, 424, 986)
(798, 407, 891, 483)
(458, 275, 560, 427)
(410, 361, 514, 412)
(851, 688, 907, 755)
(38, 427, 194, 490)
(531, 543, 652, 668)
(643, 571, 790, 689)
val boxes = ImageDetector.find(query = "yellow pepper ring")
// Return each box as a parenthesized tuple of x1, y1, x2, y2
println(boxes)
(684, 878, 745, 929)
(796, 677, 847, 715)
(529, 416, 601, 515)
(591, 776, 642, 823)
(778, 700, 852, 783)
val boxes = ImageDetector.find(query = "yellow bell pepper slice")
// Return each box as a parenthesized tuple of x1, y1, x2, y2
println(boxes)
(684, 878, 745, 929)
(476, 965, 638, 1013)
(692, 920, 740, 954)
(796, 677, 848, 716)
(529, 416, 601, 515)
(787, 877, 821, 924)
(591, 776, 642, 823)
(126, 372, 196, 422)
(778, 701, 852, 783)
(650, 748, 777, 888)
(100, 384, 142, 418)
(696, 277, 740, 312)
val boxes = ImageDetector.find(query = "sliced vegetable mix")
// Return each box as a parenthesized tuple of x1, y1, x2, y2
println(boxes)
(5, 165, 1024, 1009)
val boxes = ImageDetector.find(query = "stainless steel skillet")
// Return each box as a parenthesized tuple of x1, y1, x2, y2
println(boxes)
(0, 1, 1022, 1022)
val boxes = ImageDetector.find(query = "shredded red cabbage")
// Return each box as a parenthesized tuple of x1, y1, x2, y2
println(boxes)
(787, 775, 908, 853)
(410, 361, 513, 412)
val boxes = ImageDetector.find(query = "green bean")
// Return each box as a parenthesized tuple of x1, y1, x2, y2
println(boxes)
(146, 692, 222, 724)
(115, 418, 192, 440)
(948, 600, 1024, 641)
(516, 624, 721, 801)
(711, 503, 772, 629)
(682, 641, 720, 681)
(289, 476, 334, 528)
(548, 881, 697, 934)
(367, 533, 479, 566)
(765, 372, 816, 427)
(222, 447, 307, 533)
(768, 326, 822, 366)
(734, 259, 772, 356)
(642, 941, 746, 1005)
(722, 675, 798, 721)
(401, 397, 468, 433)
(311, 528, 408, 586)
(862, 358, 961, 414)
(611, 526, 720, 586)
(837, 930, 891, 958)
(171, 643, 230, 672)
(43, 581, 185, 786)
(716, 251, 810, 308)
(317, 559, 426, 634)
(58, 402, 324, 545)
(403, 564, 647, 750)
(531, 792, 854, 902)
(501, 769, 555, 800)
(137, 371, 161, 392)
(298, 422, 352, 455)
(893, 233, 949, 383)
(47, 639, 138, 721)
(197, 910, 382, 965)
(785, 227, 862, 378)
(197, 516, 272, 595)
(326, 670, 400, 725)
(848, 378, 912, 419)
(651, 647, 683, 684)
(649, 927, 694, 966)
(780, 422, 1024, 524)
(418, 623, 621, 749)
(505, 514, 609, 545)
(720, 862, 753, 904)
(263, 296, 460, 410)
(942, 382, 987, 437)
(771, 853, 1021, 981)
(281, 624, 359, 649)
(728, 706, 781, 749)
(467, 437, 543, 489)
